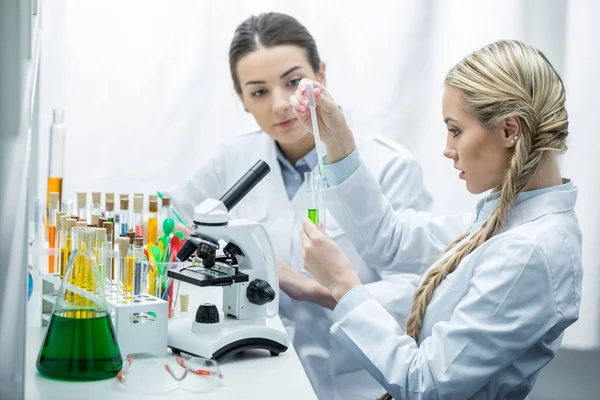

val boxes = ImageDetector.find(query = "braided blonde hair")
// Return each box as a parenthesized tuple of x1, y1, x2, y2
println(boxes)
(379, 40, 568, 400)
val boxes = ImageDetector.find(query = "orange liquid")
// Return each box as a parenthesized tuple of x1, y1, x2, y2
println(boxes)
(46, 177, 63, 225)
(48, 226, 56, 273)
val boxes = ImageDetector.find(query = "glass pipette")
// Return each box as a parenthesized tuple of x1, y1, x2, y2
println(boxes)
(305, 82, 325, 178)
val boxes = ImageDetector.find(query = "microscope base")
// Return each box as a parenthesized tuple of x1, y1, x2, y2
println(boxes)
(168, 313, 289, 361)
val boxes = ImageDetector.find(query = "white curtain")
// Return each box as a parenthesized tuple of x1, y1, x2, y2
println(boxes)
(40, 0, 600, 348)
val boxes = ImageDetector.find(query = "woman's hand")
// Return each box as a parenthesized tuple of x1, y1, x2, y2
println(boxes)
(289, 79, 356, 163)
(300, 217, 361, 301)
(278, 258, 337, 310)
(278, 259, 316, 302)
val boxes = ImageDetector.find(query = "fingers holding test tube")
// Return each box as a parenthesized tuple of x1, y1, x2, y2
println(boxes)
(289, 79, 356, 164)
(300, 217, 360, 301)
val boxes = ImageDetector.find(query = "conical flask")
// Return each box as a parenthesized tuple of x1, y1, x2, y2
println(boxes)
(37, 227, 123, 380)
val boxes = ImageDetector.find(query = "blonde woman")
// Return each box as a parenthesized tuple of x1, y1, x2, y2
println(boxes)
(289, 40, 582, 399)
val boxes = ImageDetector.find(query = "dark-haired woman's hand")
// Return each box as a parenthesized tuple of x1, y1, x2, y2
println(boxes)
(289, 79, 356, 163)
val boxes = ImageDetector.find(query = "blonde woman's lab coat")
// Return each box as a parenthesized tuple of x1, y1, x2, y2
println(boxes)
(325, 159, 583, 400)
(166, 130, 433, 400)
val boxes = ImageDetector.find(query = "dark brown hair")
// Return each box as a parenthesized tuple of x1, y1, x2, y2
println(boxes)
(229, 12, 321, 94)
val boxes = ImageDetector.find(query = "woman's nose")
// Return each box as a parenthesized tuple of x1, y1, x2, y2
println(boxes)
(443, 146, 457, 160)
(272, 88, 290, 114)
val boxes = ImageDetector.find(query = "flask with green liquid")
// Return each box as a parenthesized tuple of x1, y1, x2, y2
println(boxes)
(36, 227, 123, 380)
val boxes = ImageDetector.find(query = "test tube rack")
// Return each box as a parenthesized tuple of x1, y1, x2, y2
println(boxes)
(39, 271, 169, 359)
(40, 272, 168, 358)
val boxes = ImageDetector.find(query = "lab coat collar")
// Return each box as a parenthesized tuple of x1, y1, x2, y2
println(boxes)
(472, 179, 576, 233)
(275, 142, 319, 173)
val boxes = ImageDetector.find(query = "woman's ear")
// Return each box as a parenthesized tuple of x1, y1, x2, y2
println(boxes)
(501, 115, 522, 148)
(318, 61, 327, 86)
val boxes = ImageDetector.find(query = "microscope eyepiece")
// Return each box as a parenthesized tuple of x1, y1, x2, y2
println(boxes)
(219, 160, 270, 211)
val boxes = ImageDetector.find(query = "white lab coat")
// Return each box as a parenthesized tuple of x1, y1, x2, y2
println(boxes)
(326, 160, 583, 400)
(165, 130, 433, 400)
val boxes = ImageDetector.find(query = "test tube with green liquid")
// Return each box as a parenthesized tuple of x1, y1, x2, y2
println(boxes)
(305, 172, 320, 225)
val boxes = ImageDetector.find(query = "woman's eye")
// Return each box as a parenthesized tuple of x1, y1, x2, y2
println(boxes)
(449, 128, 461, 137)
(252, 89, 266, 97)
(287, 78, 302, 87)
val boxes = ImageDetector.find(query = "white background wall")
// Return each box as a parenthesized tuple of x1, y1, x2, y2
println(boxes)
(39, 1, 600, 398)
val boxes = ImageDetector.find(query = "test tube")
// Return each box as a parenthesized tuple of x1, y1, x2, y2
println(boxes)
(133, 195, 143, 237)
(91, 192, 101, 216)
(54, 212, 66, 276)
(159, 196, 172, 235)
(105, 192, 115, 206)
(118, 237, 131, 301)
(61, 199, 73, 215)
(105, 200, 115, 223)
(305, 172, 319, 225)
(148, 195, 158, 245)
(133, 237, 145, 296)
(103, 221, 114, 280)
(316, 176, 327, 231)
(95, 228, 107, 292)
(91, 213, 101, 227)
(74, 223, 88, 313)
(305, 172, 328, 229)
(76, 192, 87, 222)
(48, 193, 59, 274)
(47, 109, 66, 225)
(34, 200, 46, 244)
(60, 217, 75, 279)
(133, 238, 144, 300)
(120, 196, 129, 237)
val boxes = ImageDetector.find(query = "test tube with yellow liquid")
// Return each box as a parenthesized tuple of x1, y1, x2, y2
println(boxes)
(118, 237, 132, 302)
(61, 218, 77, 280)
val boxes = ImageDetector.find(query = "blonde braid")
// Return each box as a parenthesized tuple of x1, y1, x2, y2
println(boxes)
(378, 40, 567, 399)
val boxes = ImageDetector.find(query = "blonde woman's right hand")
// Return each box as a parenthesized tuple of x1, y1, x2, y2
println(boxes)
(289, 79, 356, 163)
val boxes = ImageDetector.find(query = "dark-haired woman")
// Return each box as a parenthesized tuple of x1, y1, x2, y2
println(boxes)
(166, 12, 432, 399)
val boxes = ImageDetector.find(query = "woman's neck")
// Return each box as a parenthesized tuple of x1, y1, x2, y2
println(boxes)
(524, 153, 563, 191)
(277, 134, 316, 165)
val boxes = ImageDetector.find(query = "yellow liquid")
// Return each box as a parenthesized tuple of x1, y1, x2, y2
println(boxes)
(148, 218, 157, 245)
(124, 257, 135, 295)
(62, 237, 72, 316)
(148, 264, 156, 296)
(60, 238, 71, 279)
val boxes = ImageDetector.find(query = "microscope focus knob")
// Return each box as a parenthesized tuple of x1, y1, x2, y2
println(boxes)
(246, 279, 275, 306)
(198, 241, 216, 259)
(195, 303, 220, 324)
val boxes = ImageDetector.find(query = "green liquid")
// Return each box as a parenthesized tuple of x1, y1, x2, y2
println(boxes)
(36, 312, 123, 380)
(308, 209, 319, 225)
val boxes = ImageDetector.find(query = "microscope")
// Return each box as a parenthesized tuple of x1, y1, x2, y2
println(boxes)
(167, 160, 289, 361)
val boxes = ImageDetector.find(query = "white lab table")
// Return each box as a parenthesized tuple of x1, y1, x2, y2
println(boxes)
(25, 283, 317, 400)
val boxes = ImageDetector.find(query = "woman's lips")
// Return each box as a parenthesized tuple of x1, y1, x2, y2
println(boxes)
(275, 118, 297, 129)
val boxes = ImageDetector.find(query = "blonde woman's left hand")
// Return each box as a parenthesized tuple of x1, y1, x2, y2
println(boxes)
(300, 217, 361, 301)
